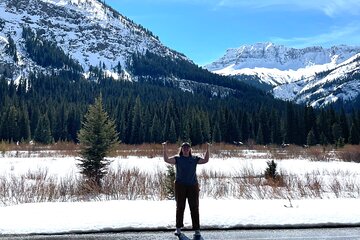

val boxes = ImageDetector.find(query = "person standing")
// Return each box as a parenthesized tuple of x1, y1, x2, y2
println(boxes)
(163, 141, 210, 239)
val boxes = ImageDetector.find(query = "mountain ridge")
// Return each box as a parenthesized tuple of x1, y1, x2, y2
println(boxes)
(206, 42, 360, 72)
(205, 42, 360, 108)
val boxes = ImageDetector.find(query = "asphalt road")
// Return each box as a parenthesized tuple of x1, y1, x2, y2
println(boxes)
(1, 228, 360, 240)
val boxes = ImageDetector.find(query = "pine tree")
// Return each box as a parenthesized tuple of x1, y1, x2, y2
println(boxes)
(201, 112, 211, 143)
(164, 165, 175, 200)
(317, 109, 331, 145)
(53, 104, 68, 142)
(150, 113, 162, 143)
(142, 107, 152, 143)
(332, 122, 342, 144)
(67, 107, 81, 142)
(256, 124, 264, 145)
(240, 112, 248, 142)
(306, 129, 316, 146)
(304, 106, 316, 138)
(270, 109, 282, 144)
(180, 115, 191, 143)
(130, 96, 144, 144)
(18, 107, 31, 142)
(284, 102, 295, 144)
(163, 98, 179, 142)
(212, 122, 221, 143)
(34, 114, 52, 144)
(167, 119, 177, 143)
(349, 123, 360, 144)
(264, 160, 278, 180)
(7, 106, 20, 142)
(30, 107, 40, 139)
(77, 96, 119, 187)
(339, 108, 349, 143)
(117, 101, 130, 143)
(190, 114, 203, 145)
(226, 111, 240, 143)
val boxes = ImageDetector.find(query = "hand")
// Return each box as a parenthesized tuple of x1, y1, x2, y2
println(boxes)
(206, 142, 210, 150)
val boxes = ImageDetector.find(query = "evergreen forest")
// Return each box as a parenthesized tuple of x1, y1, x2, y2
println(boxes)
(1, 69, 359, 146)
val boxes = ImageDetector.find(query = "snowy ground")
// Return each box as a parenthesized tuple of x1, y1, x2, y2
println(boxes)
(0, 150, 360, 235)
(1, 198, 360, 235)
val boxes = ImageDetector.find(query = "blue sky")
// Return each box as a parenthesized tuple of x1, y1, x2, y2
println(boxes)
(106, 0, 360, 66)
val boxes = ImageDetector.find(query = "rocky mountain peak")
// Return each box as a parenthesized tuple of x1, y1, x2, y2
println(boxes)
(205, 42, 360, 108)
(206, 42, 360, 72)
(0, 0, 186, 80)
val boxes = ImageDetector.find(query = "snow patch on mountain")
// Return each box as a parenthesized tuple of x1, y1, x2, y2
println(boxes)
(205, 43, 360, 107)
(272, 53, 360, 107)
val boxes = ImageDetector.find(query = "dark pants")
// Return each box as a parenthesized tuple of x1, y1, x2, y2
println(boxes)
(175, 181, 200, 230)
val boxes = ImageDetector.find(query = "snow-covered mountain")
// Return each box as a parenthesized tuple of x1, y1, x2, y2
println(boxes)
(205, 42, 360, 108)
(0, 0, 187, 81)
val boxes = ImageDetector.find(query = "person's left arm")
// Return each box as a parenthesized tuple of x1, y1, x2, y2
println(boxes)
(198, 142, 210, 164)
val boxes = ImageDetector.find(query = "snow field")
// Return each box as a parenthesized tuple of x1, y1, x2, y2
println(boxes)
(0, 150, 359, 203)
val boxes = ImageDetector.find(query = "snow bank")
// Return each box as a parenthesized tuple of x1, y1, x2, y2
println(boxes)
(0, 199, 359, 235)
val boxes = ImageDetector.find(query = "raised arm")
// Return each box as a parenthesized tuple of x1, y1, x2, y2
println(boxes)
(162, 142, 176, 165)
(198, 142, 210, 164)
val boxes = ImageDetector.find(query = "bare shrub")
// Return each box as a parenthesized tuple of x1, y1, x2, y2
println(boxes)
(336, 145, 360, 163)
(305, 173, 323, 198)
(25, 169, 49, 181)
(101, 166, 164, 201)
(329, 178, 342, 198)
(198, 170, 230, 199)
(0, 141, 9, 156)
(305, 147, 332, 161)
(268, 148, 288, 160)
(76, 179, 103, 201)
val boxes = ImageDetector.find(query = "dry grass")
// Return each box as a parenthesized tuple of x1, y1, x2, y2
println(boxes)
(335, 145, 360, 163)
(2, 142, 359, 162)
(0, 164, 359, 206)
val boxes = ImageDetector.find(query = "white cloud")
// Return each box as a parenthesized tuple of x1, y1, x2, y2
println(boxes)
(270, 22, 360, 48)
(321, 0, 360, 17)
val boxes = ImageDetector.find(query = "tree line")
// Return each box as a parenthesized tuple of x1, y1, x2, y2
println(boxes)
(0, 71, 359, 146)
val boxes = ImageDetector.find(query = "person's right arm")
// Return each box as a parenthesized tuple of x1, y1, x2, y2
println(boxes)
(162, 142, 176, 164)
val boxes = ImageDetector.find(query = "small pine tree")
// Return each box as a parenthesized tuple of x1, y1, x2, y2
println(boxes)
(164, 165, 176, 200)
(264, 160, 284, 186)
(77, 96, 119, 188)
(264, 160, 278, 180)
